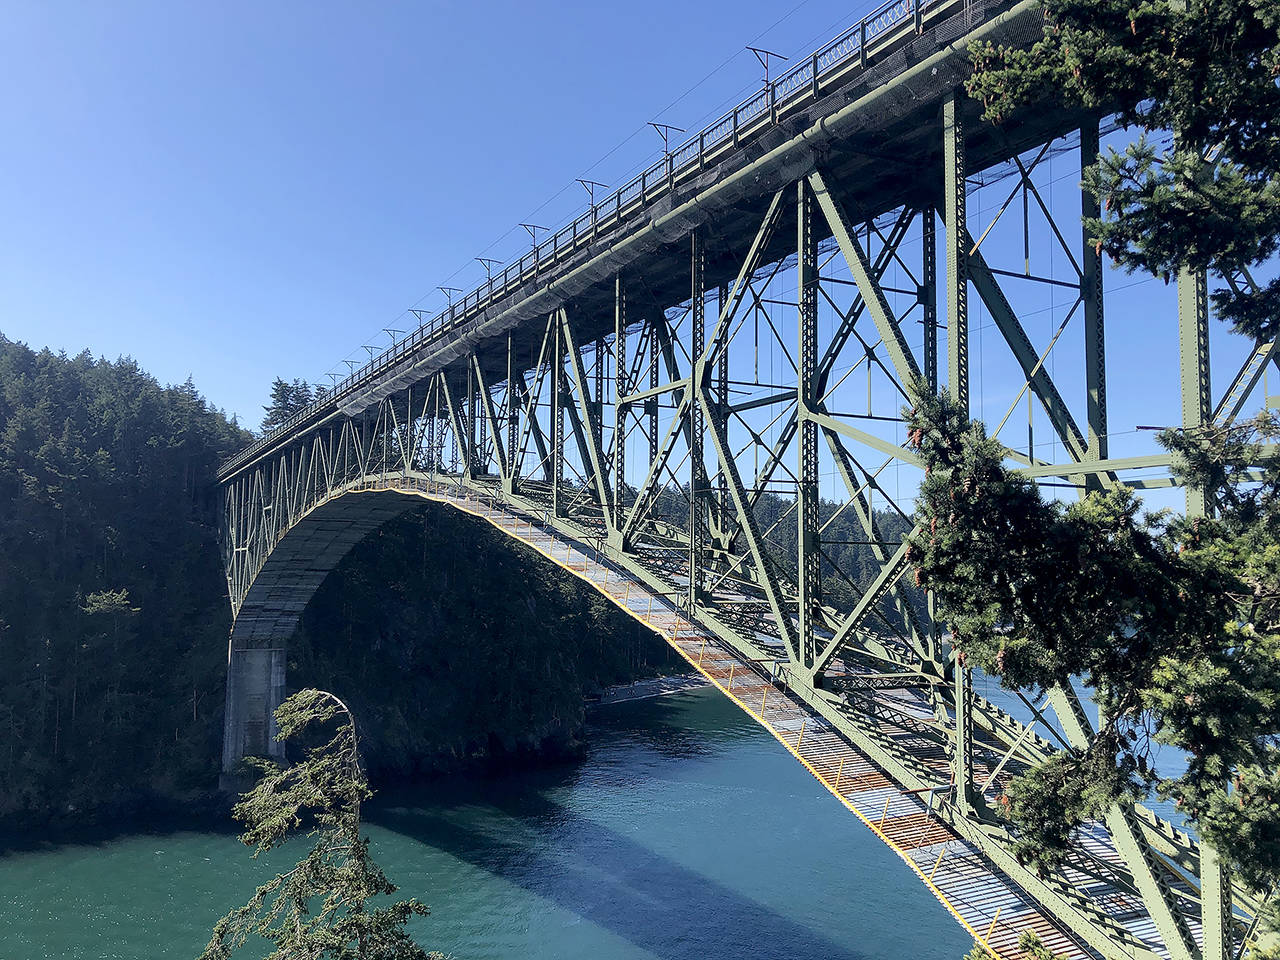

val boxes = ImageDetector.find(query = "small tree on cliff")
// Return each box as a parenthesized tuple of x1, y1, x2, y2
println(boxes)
(201, 689, 444, 960)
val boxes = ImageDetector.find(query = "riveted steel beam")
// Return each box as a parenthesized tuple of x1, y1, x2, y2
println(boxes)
(944, 93, 968, 409)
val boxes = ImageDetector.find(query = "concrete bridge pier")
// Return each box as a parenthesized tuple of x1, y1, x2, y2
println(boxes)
(220, 644, 287, 783)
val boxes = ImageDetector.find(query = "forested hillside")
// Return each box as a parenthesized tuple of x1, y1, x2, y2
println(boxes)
(0, 335, 249, 824)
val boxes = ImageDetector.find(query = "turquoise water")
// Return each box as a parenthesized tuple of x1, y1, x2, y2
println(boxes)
(0, 687, 969, 960)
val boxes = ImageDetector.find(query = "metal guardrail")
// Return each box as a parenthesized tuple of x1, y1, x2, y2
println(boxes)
(221, 0, 935, 478)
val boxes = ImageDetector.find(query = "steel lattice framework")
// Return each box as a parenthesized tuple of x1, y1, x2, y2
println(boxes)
(216, 1, 1275, 957)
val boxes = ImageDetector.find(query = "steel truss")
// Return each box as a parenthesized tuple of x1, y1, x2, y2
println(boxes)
(217, 16, 1275, 960)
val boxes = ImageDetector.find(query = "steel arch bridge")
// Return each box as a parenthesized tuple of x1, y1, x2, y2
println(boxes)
(216, 1, 1273, 957)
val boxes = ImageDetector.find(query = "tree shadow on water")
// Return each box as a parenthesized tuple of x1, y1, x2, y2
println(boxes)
(372, 789, 866, 960)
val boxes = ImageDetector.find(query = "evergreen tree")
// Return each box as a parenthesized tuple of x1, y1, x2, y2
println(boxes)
(926, 2, 1280, 949)
(966, 0, 1280, 335)
(201, 689, 443, 960)
(906, 386, 1280, 949)
(261, 378, 314, 434)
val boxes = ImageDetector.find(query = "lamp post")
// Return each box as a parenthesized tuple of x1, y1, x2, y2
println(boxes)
(438, 286, 463, 325)
(747, 46, 788, 122)
(520, 223, 548, 271)
(746, 45, 788, 87)
(648, 122, 685, 187)
(576, 178, 608, 228)
(475, 257, 502, 296)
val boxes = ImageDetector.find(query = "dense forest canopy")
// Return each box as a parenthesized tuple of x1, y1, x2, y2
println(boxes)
(0, 334, 249, 821)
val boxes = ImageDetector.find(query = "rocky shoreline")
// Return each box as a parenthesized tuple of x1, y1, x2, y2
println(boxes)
(588, 673, 707, 706)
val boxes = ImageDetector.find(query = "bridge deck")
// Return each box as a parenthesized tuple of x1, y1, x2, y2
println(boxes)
(361, 475, 1106, 960)
(219, 0, 1064, 484)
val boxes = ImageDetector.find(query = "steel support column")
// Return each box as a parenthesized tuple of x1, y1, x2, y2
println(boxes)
(1201, 844, 1231, 960)
(614, 274, 628, 536)
(1081, 122, 1108, 468)
(689, 230, 706, 612)
(923, 206, 939, 392)
(1181, 262, 1231, 960)
(716, 282, 729, 543)
(798, 179, 821, 674)
(648, 323, 659, 467)
(505, 333, 519, 493)
(1179, 267, 1211, 516)
(552, 312, 565, 517)
(944, 94, 968, 409)
(944, 92, 975, 811)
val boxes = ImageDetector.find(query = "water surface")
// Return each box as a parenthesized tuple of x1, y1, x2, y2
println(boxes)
(1, 687, 970, 960)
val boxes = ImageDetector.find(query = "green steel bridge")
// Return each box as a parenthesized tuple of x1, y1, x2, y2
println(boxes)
(216, 1, 1274, 957)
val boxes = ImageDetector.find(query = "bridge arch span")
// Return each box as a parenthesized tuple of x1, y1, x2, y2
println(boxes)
(224, 482, 423, 767)
(222, 472, 685, 771)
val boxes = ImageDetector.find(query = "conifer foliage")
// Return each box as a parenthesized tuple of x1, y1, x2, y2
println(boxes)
(201, 689, 443, 960)
(950, 0, 1280, 944)
(966, 0, 1280, 336)
(906, 387, 1280, 936)
(261, 377, 320, 434)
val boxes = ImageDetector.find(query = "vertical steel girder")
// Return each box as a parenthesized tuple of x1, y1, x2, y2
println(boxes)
(1180, 267, 1211, 517)
(614, 275, 628, 534)
(1180, 262, 1233, 960)
(648, 321, 659, 467)
(505, 334, 518, 492)
(689, 231, 707, 612)
(798, 180, 821, 673)
(923, 207, 939, 392)
(1081, 122, 1108, 466)
(552, 312, 565, 517)
(944, 93, 969, 409)
(943, 92, 976, 813)
(466, 360, 479, 475)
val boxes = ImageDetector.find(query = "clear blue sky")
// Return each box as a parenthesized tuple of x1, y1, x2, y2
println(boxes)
(1, 0, 1263, 493)
(1, 0, 896, 426)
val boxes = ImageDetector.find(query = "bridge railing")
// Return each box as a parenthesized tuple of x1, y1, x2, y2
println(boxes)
(220, 0, 941, 479)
